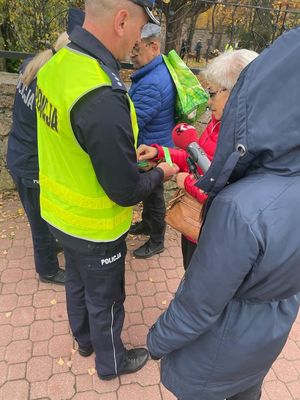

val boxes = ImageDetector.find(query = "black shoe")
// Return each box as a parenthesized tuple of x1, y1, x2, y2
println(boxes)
(39, 267, 65, 285)
(99, 348, 149, 381)
(129, 221, 151, 236)
(133, 239, 164, 259)
(78, 347, 94, 357)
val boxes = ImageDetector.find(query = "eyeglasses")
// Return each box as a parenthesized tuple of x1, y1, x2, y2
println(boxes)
(206, 88, 228, 98)
(132, 41, 154, 55)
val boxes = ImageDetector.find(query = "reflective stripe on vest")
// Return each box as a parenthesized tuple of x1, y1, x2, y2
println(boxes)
(36, 47, 139, 241)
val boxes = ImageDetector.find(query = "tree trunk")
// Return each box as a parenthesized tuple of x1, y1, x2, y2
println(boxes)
(164, 1, 189, 53)
(187, 14, 198, 52)
(161, 0, 212, 54)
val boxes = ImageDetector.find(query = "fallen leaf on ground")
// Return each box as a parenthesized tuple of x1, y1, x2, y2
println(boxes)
(88, 368, 96, 376)
(57, 357, 65, 366)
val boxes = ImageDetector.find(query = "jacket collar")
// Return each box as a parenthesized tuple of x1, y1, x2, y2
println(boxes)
(69, 26, 121, 73)
(131, 55, 163, 82)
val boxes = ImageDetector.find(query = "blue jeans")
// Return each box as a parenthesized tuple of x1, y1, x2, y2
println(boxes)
(12, 175, 59, 276)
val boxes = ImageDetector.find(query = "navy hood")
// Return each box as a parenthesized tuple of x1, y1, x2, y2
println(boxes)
(197, 26, 300, 196)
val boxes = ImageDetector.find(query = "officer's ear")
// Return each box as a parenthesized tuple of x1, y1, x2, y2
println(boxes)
(114, 9, 129, 37)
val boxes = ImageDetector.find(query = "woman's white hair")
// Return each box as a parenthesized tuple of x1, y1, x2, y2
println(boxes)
(204, 49, 259, 90)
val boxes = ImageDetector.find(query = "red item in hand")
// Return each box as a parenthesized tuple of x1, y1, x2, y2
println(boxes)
(172, 123, 198, 150)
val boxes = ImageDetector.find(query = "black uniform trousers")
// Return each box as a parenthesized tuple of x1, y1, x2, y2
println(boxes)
(63, 237, 127, 377)
(12, 175, 59, 276)
(142, 181, 166, 244)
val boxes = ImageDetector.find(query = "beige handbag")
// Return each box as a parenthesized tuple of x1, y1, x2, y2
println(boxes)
(165, 189, 203, 242)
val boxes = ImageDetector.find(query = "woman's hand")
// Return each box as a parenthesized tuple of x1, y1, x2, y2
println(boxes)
(157, 162, 180, 182)
(176, 172, 189, 188)
(136, 144, 158, 161)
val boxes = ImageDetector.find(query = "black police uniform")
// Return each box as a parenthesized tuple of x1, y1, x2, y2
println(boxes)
(48, 26, 164, 378)
(6, 59, 60, 277)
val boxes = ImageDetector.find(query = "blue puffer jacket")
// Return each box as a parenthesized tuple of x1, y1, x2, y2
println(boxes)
(147, 27, 300, 400)
(129, 55, 176, 147)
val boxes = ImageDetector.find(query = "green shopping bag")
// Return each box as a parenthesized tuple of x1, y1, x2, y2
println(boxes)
(163, 50, 209, 123)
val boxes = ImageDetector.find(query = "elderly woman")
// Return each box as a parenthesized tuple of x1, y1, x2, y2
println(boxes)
(137, 49, 258, 269)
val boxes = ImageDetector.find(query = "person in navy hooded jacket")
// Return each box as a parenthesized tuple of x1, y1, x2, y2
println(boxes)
(129, 23, 176, 259)
(148, 27, 300, 400)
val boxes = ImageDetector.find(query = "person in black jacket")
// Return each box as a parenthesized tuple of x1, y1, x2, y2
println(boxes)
(194, 40, 202, 62)
(6, 32, 70, 285)
(179, 39, 188, 59)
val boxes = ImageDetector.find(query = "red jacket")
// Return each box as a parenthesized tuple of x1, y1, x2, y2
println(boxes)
(153, 116, 221, 203)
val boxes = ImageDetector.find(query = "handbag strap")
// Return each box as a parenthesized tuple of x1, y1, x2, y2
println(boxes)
(168, 189, 185, 208)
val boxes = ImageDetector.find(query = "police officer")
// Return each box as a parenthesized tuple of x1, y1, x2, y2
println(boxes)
(36, 0, 178, 381)
(6, 32, 70, 285)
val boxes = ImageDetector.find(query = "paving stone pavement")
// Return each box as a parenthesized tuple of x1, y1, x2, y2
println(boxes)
(1, 191, 300, 400)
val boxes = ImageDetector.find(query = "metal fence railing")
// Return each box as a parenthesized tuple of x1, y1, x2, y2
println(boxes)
(0, 50, 201, 75)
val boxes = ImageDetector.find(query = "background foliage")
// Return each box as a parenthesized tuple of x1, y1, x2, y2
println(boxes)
(0, 0, 83, 52)
(0, 0, 299, 64)
(205, 0, 300, 52)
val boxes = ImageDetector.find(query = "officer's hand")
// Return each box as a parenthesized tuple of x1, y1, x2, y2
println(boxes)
(156, 162, 179, 181)
(137, 144, 158, 161)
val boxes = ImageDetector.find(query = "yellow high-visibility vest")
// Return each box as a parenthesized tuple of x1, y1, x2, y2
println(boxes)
(36, 47, 138, 241)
